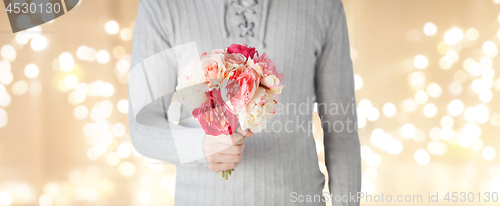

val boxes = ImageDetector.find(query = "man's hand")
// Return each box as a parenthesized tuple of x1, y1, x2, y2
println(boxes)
(203, 126, 254, 173)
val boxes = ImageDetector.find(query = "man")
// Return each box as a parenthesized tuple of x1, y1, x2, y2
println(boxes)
(129, 0, 361, 205)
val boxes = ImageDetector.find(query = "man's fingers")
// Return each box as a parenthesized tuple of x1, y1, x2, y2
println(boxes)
(216, 134, 235, 145)
(233, 133, 245, 145)
(236, 126, 247, 136)
(220, 144, 245, 155)
(208, 163, 238, 173)
(206, 153, 242, 164)
(237, 126, 253, 137)
(216, 133, 245, 145)
(245, 130, 254, 137)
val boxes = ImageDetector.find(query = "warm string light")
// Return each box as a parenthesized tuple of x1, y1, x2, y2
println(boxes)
(0, 16, 173, 204)
(355, 18, 500, 195)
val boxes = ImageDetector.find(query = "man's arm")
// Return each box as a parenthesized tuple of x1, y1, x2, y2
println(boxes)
(128, 0, 207, 166)
(314, 1, 361, 205)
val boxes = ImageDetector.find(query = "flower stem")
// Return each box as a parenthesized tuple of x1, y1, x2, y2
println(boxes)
(223, 169, 235, 180)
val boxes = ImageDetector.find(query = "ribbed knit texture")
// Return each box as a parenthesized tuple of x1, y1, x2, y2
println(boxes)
(129, 0, 361, 205)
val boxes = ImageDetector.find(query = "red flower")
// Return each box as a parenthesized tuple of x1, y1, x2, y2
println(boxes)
(192, 90, 238, 136)
(227, 44, 258, 59)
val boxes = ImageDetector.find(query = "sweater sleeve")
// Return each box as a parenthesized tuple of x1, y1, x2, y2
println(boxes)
(128, 0, 207, 167)
(314, 1, 362, 205)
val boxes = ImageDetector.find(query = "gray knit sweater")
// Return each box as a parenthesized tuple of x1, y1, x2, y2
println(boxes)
(129, 0, 361, 205)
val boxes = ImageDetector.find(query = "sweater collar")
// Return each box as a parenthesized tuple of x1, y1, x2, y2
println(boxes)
(221, 0, 270, 49)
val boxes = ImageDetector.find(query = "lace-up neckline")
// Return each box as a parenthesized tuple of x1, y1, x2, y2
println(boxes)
(221, 0, 270, 49)
(232, 0, 257, 16)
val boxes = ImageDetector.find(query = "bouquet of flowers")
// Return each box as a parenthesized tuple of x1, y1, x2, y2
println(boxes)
(176, 44, 283, 179)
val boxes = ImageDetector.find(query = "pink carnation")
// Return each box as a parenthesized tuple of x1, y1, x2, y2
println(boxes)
(254, 52, 283, 82)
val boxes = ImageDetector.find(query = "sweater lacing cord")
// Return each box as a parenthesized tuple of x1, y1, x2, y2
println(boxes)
(221, 0, 270, 49)
(231, 0, 257, 37)
(231, 0, 257, 16)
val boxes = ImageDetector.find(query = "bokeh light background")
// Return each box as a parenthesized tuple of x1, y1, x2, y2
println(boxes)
(1, 0, 500, 205)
